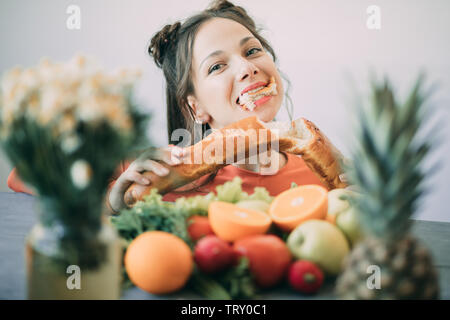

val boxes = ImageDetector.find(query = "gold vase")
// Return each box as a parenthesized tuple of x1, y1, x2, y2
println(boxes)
(25, 199, 122, 300)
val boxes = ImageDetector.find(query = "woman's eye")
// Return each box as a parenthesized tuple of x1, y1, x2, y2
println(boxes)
(208, 64, 224, 74)
(246, 47, 262, 56)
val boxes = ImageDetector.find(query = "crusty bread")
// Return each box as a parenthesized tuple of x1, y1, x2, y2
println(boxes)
(265, 118, 347, 190)
(239, 76, 277, 111)
(123, 116, 347, 207)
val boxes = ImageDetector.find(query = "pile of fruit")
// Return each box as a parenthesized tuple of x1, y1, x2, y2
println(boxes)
(110, 177, 364, 299)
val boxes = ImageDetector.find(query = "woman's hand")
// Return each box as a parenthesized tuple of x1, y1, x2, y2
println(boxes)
(108, 145, 185, 213)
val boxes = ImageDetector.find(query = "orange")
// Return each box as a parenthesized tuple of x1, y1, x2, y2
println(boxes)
(208, 201, 272, 242)
(124, 231, 193, 295)
(269, 185, 328, 232)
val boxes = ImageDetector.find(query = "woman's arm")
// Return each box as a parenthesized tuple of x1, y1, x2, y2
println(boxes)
(7, 168, 35, 195)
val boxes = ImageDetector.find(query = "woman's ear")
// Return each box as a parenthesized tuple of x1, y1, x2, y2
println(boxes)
(187, 95, 211, 123)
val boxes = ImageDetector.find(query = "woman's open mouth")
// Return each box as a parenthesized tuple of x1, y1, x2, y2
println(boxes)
(236, 76, 277, 111)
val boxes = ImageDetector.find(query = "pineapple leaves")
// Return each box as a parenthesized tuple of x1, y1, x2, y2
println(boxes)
(349, 75, 436, 240)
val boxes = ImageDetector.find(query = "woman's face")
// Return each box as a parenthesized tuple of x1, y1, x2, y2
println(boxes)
(188, 18, 284, 129)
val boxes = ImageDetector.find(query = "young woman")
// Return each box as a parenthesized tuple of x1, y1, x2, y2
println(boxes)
(7, 0, 326, 214)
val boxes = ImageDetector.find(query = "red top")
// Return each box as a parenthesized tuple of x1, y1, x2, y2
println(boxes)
(7, 152, 326, 201)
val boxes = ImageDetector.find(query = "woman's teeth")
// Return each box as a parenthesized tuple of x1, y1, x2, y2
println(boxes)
(236, 77, 277, 110)
(237, 85, 267, 105)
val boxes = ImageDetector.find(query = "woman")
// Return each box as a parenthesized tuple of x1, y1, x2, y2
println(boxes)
(7, 0, 326, 213)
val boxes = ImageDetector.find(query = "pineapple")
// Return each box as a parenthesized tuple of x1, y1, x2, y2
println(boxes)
(335, 76, 440, 299)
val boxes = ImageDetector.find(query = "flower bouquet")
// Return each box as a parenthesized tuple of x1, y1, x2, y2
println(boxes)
(0, 55, 149, 299)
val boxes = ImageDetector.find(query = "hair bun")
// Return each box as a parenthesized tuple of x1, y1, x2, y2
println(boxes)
(208, 0, 235, 11)
(207, 1, 254, 29)
(148, 22, 181, 68)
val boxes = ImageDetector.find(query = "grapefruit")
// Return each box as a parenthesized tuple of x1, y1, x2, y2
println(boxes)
(269, 185, 328, 231)
(208, 201, 272, 242)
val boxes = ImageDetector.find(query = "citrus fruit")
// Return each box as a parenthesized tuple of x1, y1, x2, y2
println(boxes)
(269, 185, 328, 231)
(124, 231, 193, 294)
(208, 201, 272, 242)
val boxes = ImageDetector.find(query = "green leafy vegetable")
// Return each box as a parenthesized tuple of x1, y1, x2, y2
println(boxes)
(174, 192, 217, 216)
(110, 188, 192, 247)
(241, 187, 274, 204)
(189, 257, 258, 300)
(215, 177, 245, 203)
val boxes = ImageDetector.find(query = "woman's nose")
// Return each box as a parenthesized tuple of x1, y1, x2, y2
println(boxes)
(235, 58, 259, 81)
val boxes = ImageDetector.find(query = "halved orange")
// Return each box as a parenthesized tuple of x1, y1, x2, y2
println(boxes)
(269, 185, 328, 231)
(208, 201, 272, 242)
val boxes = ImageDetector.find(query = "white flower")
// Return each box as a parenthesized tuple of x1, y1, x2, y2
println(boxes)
(70, 159, 92, 189)
(0, 54, 141, 136)
(61, 134, 82, 154)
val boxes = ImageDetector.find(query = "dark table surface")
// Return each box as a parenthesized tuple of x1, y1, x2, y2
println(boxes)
(1, 192, 449, 300)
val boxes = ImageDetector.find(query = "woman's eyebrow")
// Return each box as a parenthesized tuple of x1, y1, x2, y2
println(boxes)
(199, 50, 223, 70)
(198, 37, 257, 71)
(239, 36, 255, 47)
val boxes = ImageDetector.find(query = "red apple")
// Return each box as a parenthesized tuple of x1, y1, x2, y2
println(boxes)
(233, 235, 292, 288)
(194, 235, 235, 274)
(288, 260, 324, 294)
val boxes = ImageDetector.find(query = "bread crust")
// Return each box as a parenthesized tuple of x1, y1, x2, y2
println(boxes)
(285, 118, 347, 190)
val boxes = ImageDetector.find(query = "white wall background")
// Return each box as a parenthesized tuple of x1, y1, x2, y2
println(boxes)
(0, 0, 449, 222)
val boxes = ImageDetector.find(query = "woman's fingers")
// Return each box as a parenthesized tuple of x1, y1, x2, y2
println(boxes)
(152, 146, 185, 165)
(140, 159, 170, 176)
(129, 159, 169, 177)
(126, 170, 151, 185)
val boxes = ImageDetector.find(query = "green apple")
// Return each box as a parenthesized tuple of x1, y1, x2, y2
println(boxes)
(287, 220, 350, 275)
(336, 206, 364, 247)
(327, 188, 364, 247)
(235, 200, 270, 214)
(326, 189, 351, 224)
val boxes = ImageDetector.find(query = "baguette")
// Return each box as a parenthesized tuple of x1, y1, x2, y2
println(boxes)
(123, 116, 347, 207)
(265, 118, 348, 190)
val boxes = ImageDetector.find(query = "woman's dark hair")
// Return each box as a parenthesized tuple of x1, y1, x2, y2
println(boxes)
(148, 0, 290, 193)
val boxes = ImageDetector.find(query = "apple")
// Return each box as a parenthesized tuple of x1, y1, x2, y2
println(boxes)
(327, 189, 364, 247)
(235, 200, 270, 214)
(336, 206, 364, 247)
(287, 220, 350, 276)
(194, 235, 235, 274)
(233, 235, 292, 288)
(326, 188, 351, 224)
